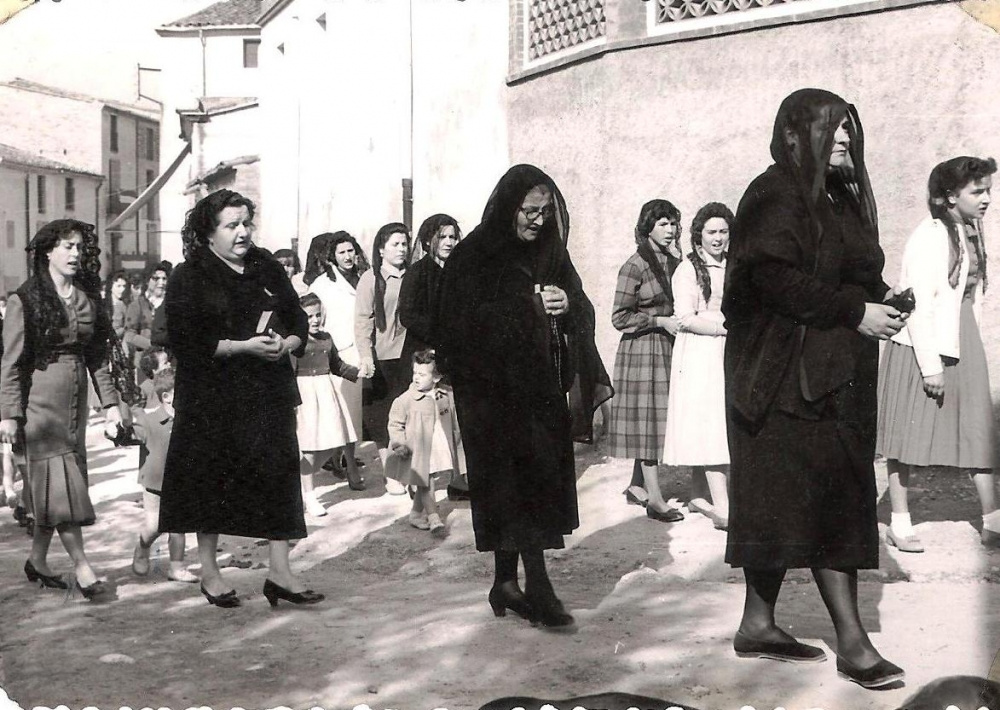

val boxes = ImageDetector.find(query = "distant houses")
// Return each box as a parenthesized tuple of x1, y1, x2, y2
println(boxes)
(0, 78, 162, 279)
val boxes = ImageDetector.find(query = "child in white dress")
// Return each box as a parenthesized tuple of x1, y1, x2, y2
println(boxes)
(385, 350, 467, 537)
(663, 202, 734, 529)
(294, 293, 361, 516)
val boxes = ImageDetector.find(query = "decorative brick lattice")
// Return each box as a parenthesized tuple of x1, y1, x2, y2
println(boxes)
(655, 0, 802, 23)
(526, 0, 606, 62)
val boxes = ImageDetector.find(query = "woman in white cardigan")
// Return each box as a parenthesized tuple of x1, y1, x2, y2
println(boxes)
(876, 156, 999, 552)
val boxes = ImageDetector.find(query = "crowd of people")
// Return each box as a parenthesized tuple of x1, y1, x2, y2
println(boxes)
(0, 87, 997, 693)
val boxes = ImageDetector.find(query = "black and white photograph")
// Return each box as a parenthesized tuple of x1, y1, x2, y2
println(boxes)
(0, 0, 999, 708)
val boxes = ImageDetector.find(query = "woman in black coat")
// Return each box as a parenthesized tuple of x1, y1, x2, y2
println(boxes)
(159, 189, 322, 609)
(723, 89, 905, 686)
(436, 164, 610, 629)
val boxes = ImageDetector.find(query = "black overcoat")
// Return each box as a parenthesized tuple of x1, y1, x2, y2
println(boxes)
(158, 246, 309, 539)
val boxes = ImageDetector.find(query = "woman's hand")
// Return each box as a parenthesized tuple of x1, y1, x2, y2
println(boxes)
(540, 285, 570, 316)
(0, 419, 17, 445)
(857, 303, 905, 340)
(922, 373, 945, 400)
(656, 315, 682, 336)
(103, 406, 123, 440)
(270, 331, 301, 360)
(242, 334, 283, 361)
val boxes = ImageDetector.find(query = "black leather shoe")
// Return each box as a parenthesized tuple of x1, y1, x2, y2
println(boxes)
(75, 579, 108, 601)
(734, 631, 827, 664)
(24, 560, 69, 589)
(836, 656, 904, 688)
(646, 506, 684, 523)
(447, 485, 471, 501)
(201, 585, 241, 608)
(262, 579, 324, 607)
(488, 581, 533, 620)
(525, 587, 575, 630)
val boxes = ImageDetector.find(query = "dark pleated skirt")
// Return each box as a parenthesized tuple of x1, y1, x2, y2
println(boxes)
(876, 299, 999, 469)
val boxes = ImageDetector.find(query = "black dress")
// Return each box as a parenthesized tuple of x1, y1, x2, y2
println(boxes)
(723, 91, 888, 570)
(436, 164, 610, 552)
(398, 254, 442, 365)
(159, 247, 308, 539)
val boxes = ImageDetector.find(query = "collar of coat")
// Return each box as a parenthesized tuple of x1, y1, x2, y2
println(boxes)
(407, 383, 445, 401)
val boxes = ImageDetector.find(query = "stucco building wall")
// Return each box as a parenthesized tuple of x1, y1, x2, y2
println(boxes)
(506, 2, 1000, 371)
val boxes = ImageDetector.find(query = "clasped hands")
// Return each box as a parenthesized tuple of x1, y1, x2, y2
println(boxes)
(243, 330, 295, 362)
(856, 286, 910, 340)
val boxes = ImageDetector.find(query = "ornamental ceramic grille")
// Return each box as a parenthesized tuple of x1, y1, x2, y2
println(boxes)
(655, 0, 802, 23)
(527, 0, 606, 62)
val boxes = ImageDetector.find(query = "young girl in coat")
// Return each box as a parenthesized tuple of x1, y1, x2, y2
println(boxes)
(295, 293, 362, 516)
(662, 202, 734, 529)
(877, 156, 999, 552)
(385, 349, 467, 537)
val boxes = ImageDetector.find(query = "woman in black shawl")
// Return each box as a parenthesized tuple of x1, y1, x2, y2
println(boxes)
(436, 164, 611, 629)
(723, 89, 905, 686)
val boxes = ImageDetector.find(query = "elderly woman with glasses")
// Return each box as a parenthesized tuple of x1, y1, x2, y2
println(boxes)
(436, 164, 611, 630)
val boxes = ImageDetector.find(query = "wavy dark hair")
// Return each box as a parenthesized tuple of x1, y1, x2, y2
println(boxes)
(928, 156, 996, 292)
(21, 219, 106, 368)
(181, 189, 256, 260)
(103, 270, 129, 309)
(634, 199, 681, 305)
(688, 202, 734, 304)
(371, 222, 410, 332)
(416, 214, 462, 260)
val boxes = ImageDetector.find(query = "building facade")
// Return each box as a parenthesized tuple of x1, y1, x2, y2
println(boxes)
(0, 143, 102, 295)
(503, 0, 1000, 369)
(0, 78, 162, 276)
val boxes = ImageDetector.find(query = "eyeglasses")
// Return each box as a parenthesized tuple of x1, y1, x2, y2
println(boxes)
(520, 206, 555, 223)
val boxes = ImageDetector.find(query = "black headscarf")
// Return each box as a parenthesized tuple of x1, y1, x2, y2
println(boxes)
(767, 88, 878, 248)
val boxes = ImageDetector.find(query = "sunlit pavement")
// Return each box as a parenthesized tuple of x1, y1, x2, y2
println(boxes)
(0, 416, 997, 710)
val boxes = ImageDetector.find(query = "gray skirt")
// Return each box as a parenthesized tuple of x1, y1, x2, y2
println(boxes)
(876, 298, 998, 469)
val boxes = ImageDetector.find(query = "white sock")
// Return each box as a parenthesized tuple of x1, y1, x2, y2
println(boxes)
(982, 509, 1000, 532)
(890, 513, 914, 537)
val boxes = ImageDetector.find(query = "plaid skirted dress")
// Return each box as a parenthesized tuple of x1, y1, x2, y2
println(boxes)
(607, 250, 679, 461)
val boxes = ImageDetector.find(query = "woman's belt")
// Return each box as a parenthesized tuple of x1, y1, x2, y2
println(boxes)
(297, 366, 332, 377)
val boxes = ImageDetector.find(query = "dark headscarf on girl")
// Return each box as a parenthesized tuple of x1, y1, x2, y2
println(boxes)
(688, 202, 735, 303)
(927, 156, 994, 293)
(634, 199, 680, 307)
(371, 222, 410, 333)
(327, 230, 370, 289)
(439, 163, 612, 442)
(302, 233, 335, 287)
(416, 213, 462, 262)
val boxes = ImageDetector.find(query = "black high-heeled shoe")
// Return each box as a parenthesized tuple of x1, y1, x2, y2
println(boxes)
(24, 560, 69, 589)
(75, 579, 108, 601)
(525, 587, 575, 629)
(200, 585, 241, 608)
(488, 581, 534, 620)
(262, 579, 324, 607)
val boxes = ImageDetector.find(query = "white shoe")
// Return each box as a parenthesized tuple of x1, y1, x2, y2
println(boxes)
(305, 497, 327, 517)
(167, 567, 199, 584)
(385, 478, 407, 496)
(408, 511, 430, 530)
(427, 513, 446, 538)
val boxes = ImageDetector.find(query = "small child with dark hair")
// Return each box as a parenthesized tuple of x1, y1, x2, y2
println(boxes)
(130, 368, 197, 583)
(385, 349, 467, 537)
(137, 346, 171, 407)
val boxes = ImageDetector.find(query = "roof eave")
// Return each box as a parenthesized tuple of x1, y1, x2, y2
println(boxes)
(256, 0, 294, 27)
(156, 24, 261, 36)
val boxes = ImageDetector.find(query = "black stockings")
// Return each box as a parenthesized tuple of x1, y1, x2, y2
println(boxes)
(493, 550, 519, 587)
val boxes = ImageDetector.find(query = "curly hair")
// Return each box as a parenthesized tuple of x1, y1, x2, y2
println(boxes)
(21, 219, 106, 368)
(138, 346, 168, 380)
(329, 231, 369, 282)
(103, 270, 129, 308)
(688, 202, 734, 304)
(928, 156, 996, 292)
(181, 189, 256, 260)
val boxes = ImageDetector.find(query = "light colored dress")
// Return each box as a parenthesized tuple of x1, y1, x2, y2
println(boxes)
(663, 253, 729, 466)
(294, 334, 358, 452)
(309, 271, 363, 438)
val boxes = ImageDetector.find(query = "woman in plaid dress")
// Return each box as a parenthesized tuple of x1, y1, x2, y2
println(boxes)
(607, 200, 685, 523)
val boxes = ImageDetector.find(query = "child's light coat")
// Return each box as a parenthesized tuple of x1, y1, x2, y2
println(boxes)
(385, 384, 467, 488)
